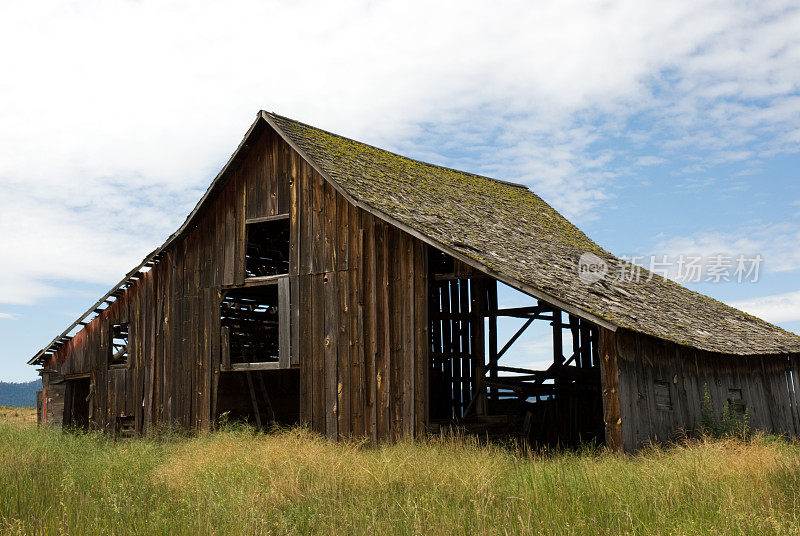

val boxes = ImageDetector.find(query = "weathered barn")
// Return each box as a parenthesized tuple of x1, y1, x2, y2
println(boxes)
(30, 111, 800, 451)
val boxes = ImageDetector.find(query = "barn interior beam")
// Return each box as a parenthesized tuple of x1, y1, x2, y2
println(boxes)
(428, 250, 605, 448)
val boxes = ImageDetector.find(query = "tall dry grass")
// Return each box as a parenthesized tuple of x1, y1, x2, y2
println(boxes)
(2, 416, 800, 535)
(0, 406, 37, 425)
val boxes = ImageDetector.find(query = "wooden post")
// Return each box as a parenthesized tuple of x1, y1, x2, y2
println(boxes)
(598, 326, 623, 452)
(278, 277, 290, 369)
(552, 308, 565, 440)
(552, 308, 563, 365)
(488, 281, 498, 403)
(470, 278, 487, 416)
(221, 326, 231, 371)
(245, 371, 262, 429)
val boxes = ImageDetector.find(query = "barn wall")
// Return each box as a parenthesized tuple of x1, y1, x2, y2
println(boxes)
(41, 373, 66, 429)
(615, 328, 800, 450)
(41, 119, 428, 440)
(292, 146, 428, 441)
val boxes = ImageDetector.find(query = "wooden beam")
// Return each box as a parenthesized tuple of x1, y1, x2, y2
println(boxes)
(256, 372, 276, 424)
(245, 372, 262, 429)
(229, 362, 280, 371)
(278, 277, 290, 369)
(495, 317, 534, 361)
(488, 280, 498, 403)
(552, 309, 564, 365)
(221, 326, 231, 371)
(485, 305, 549, 318)
(236, 275, 285, 287)
(245, 213, 289, 225)
(598, 326, 623, 452)
(470, 278, 487, 417)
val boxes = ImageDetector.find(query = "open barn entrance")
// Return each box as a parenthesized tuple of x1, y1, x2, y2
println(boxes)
(215, 369, 300, 429)
(427, 248, 605, 448)
(63, 377, 91, 429)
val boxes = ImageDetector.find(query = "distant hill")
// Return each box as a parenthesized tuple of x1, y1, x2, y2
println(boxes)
(0, 380, 41, 408)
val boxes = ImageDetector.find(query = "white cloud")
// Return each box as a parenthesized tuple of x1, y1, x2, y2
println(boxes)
(731, 290, 800, 323)
(0, 313, 15, 320)
(1, 0, 800, 304)
(635, 156, 666, 167)
(653, 223, 800, 275)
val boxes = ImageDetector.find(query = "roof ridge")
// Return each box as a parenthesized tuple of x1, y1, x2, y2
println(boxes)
(264, 111, 530, 190)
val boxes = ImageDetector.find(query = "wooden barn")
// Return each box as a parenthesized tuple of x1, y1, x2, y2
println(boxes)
(29, 111, 800, 451)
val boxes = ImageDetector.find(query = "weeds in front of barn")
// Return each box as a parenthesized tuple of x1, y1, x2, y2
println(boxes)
(2, 412, 800, 535)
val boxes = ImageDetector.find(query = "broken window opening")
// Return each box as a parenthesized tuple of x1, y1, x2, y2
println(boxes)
(110, 323, 129, 366)
(245, 217, 290, 278)
(221, 284, 283, 366)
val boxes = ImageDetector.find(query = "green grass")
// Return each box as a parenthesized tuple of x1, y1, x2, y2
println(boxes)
(3, 414, 800, 535)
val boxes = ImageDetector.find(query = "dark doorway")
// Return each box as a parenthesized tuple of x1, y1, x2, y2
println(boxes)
(215, 369, 300, 429)
(64, 378, 91, 429)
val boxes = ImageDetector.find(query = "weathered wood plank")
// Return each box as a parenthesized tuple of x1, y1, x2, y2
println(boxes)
(336, 193, 349, 272)
(311, 273, 325, 433)
(598, 326, 622, 452)
(375, 219, 390, 440)
(299, 275, 312, 424)
(337, 270, 351, 438)
(362, 213, 378, 441)
(278, 132, 291, 215)
(278, 277, 290, 369)
(413, 239, 428, 438)
(310, 170, 324, 275)
(388, 228, 403, 440)
(349, 207, 364, 437)
(323, 181, 337, 274)
(298, 162, 312, 276)
(289, 151, 300, 277)
(401, 233, 414, 439)
(323, 271, 338, 439)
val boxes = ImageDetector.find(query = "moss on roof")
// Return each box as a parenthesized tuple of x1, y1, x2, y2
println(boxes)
(267, 111, 800, 356)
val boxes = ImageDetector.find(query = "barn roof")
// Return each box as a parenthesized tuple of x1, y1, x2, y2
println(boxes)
(29, 111, 800, 365)
(263, 112, 800, 356)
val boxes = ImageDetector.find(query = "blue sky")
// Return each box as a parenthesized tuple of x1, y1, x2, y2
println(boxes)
(1, 0, 799, 380)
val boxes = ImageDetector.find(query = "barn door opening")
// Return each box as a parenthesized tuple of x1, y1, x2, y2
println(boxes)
(215, 369, 300, 429)
(426, 247, 605, 449)
(63, 377, 91, 429)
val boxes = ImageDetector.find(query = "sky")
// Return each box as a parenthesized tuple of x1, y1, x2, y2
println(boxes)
(1, 0, 800, 380)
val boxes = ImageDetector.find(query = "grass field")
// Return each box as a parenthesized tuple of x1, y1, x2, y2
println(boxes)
(3, 409, 800, 535)
(0, 406, 37, 425)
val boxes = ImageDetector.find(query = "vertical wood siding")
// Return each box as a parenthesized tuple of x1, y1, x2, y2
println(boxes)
(614, 328, 800, 451)
(42, 120, 428, 440)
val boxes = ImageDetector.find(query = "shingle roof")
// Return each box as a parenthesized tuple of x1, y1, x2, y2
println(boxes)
(266, 111, 800, 356)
